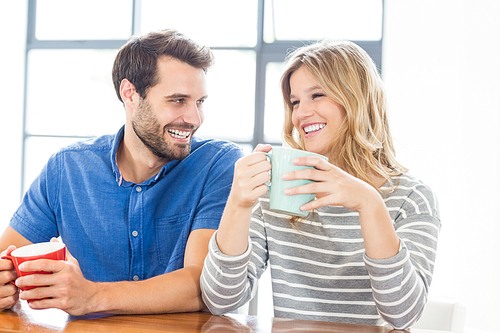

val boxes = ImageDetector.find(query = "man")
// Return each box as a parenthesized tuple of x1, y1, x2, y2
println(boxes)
(0, 29, 243, 315)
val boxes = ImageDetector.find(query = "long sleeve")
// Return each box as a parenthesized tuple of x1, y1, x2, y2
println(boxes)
(364, 176, 440, 329)
(200, 202, 269, 315)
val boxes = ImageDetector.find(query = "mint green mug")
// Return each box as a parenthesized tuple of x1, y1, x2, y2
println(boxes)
(265, 147, 328, 216)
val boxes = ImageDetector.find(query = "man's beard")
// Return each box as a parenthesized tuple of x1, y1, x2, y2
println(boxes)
(132, 99, 197, 161)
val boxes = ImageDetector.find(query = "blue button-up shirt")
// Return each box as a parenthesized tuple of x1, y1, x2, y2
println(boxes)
(10, 126, 244, 282)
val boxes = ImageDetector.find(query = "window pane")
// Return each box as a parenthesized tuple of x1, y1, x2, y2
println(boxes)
(238, 144, 254, 156)
(140, 0, 258, 47)
(36, 0, 132, 40)
(264, 62, 285, 143)
(266, 0, 383, 42)
(26, 49, 125, 137)
(24, 136, 82, 193)
(196, 50, 256, 142)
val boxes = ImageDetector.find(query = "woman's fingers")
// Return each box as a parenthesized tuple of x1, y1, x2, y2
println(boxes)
(231, 152, 271, 208)
(291, 156, 330, 170)
(253, 143, 273, 153)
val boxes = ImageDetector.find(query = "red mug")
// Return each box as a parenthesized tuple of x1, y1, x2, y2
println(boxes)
(1, 242, 66, 299)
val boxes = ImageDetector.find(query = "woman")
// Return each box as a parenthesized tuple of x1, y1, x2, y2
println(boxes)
(200, 40, 440, 330)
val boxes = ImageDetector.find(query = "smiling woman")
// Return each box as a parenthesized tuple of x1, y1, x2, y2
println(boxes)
(200, 39, 439, 330)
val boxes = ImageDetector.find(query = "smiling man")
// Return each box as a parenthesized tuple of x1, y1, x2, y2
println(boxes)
(0, 29, 244, 315)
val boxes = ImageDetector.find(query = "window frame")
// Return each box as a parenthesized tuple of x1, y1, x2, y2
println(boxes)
(21, 0, 384, 194)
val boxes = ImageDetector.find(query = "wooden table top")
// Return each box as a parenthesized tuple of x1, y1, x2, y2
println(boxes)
(0, 301, 409, 332)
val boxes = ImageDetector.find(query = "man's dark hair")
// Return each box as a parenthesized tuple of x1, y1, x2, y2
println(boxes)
(112, 29, 214, 103)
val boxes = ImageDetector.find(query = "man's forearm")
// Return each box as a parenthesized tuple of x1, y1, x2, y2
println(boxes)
(92, 264, 205, 315)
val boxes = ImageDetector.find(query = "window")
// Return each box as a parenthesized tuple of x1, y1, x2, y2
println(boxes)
(141, 0, 258, 47)
(35, 0, 132, 40)
(22, 0, 384, 193)
(265, 0, 383, 42)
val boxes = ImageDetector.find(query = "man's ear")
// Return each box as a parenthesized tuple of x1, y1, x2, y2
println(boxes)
(120, 79, 138, 106)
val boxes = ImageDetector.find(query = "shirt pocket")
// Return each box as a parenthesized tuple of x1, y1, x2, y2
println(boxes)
(155, 213, 190, 266)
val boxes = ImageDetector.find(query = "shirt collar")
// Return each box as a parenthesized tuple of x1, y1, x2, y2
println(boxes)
(110, 125, 183, 187)
(111, 126, 124, 185)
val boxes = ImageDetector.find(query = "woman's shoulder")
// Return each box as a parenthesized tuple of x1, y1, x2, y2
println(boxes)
(384, 173, 434, 194)
(385, 173, 439, 218)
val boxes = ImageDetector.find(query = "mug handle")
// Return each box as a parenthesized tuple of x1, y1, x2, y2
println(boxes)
(264, 152, 272, 189)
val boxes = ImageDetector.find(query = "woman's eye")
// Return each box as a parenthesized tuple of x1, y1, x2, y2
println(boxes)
(312, 93, 325, 99)
(291, 100, 299, 107)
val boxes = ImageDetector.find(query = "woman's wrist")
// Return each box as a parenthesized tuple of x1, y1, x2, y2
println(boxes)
(216, 197, 253, 256)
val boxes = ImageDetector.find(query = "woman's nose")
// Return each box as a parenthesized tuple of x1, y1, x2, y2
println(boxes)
(295, 101, 314, 119)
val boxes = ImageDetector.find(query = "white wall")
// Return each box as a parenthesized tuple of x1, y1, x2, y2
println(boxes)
(0, 0, 26, 230)
(383, 1, 500, 332)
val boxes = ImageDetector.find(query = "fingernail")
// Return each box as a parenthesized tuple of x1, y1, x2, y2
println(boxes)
(19, 263, 26, 271)
(284, 189, 291, 195)
(282, 173, 289, 180)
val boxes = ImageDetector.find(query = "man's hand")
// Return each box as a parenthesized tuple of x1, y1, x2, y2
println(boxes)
(0, 245, 20, 310)
(14, 245, 99, 316)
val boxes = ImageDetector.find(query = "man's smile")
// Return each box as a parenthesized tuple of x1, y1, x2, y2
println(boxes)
(167, 128, 191, 139)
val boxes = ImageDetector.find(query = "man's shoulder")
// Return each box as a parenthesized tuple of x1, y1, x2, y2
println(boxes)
(191, 136, 241, 150)
(191, 137, 244, 159)
(57, 134, 115, 155)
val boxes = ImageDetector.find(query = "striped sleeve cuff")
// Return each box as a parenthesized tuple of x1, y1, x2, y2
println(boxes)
(363, 239, 408, 275)
(201, 231, 255, 315)
(208, 231, 253, 268)
(362, 240, 425, 329)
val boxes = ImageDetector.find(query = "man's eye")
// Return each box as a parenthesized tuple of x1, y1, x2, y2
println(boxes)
(197, 99, 206, 105)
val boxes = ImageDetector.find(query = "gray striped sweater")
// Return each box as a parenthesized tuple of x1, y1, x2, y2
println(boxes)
(201, 174, 440, 329)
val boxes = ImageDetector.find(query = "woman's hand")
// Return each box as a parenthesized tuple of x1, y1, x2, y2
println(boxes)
(282, 156, 380, 213)
(216, 144, 272, 256)
(282, 156, 399, 259)
(229, 144, 272, 209)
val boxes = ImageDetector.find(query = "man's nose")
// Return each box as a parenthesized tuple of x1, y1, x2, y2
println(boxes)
(182, 102, 203, 127)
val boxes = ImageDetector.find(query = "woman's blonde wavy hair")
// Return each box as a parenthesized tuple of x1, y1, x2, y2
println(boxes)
(281, 40, 406, 192)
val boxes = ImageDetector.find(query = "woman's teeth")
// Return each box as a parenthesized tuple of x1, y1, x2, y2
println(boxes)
(304, 123, 325, 134)
(167, 129, 190, 139)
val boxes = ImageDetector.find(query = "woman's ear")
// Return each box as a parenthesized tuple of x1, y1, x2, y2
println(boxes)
(120, 79, 138, 106)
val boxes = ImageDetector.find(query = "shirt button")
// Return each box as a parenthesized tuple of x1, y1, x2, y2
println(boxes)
(132, 230, 138, 237)
(133, 275, 139, 281)
(136, 186, 142, 192)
